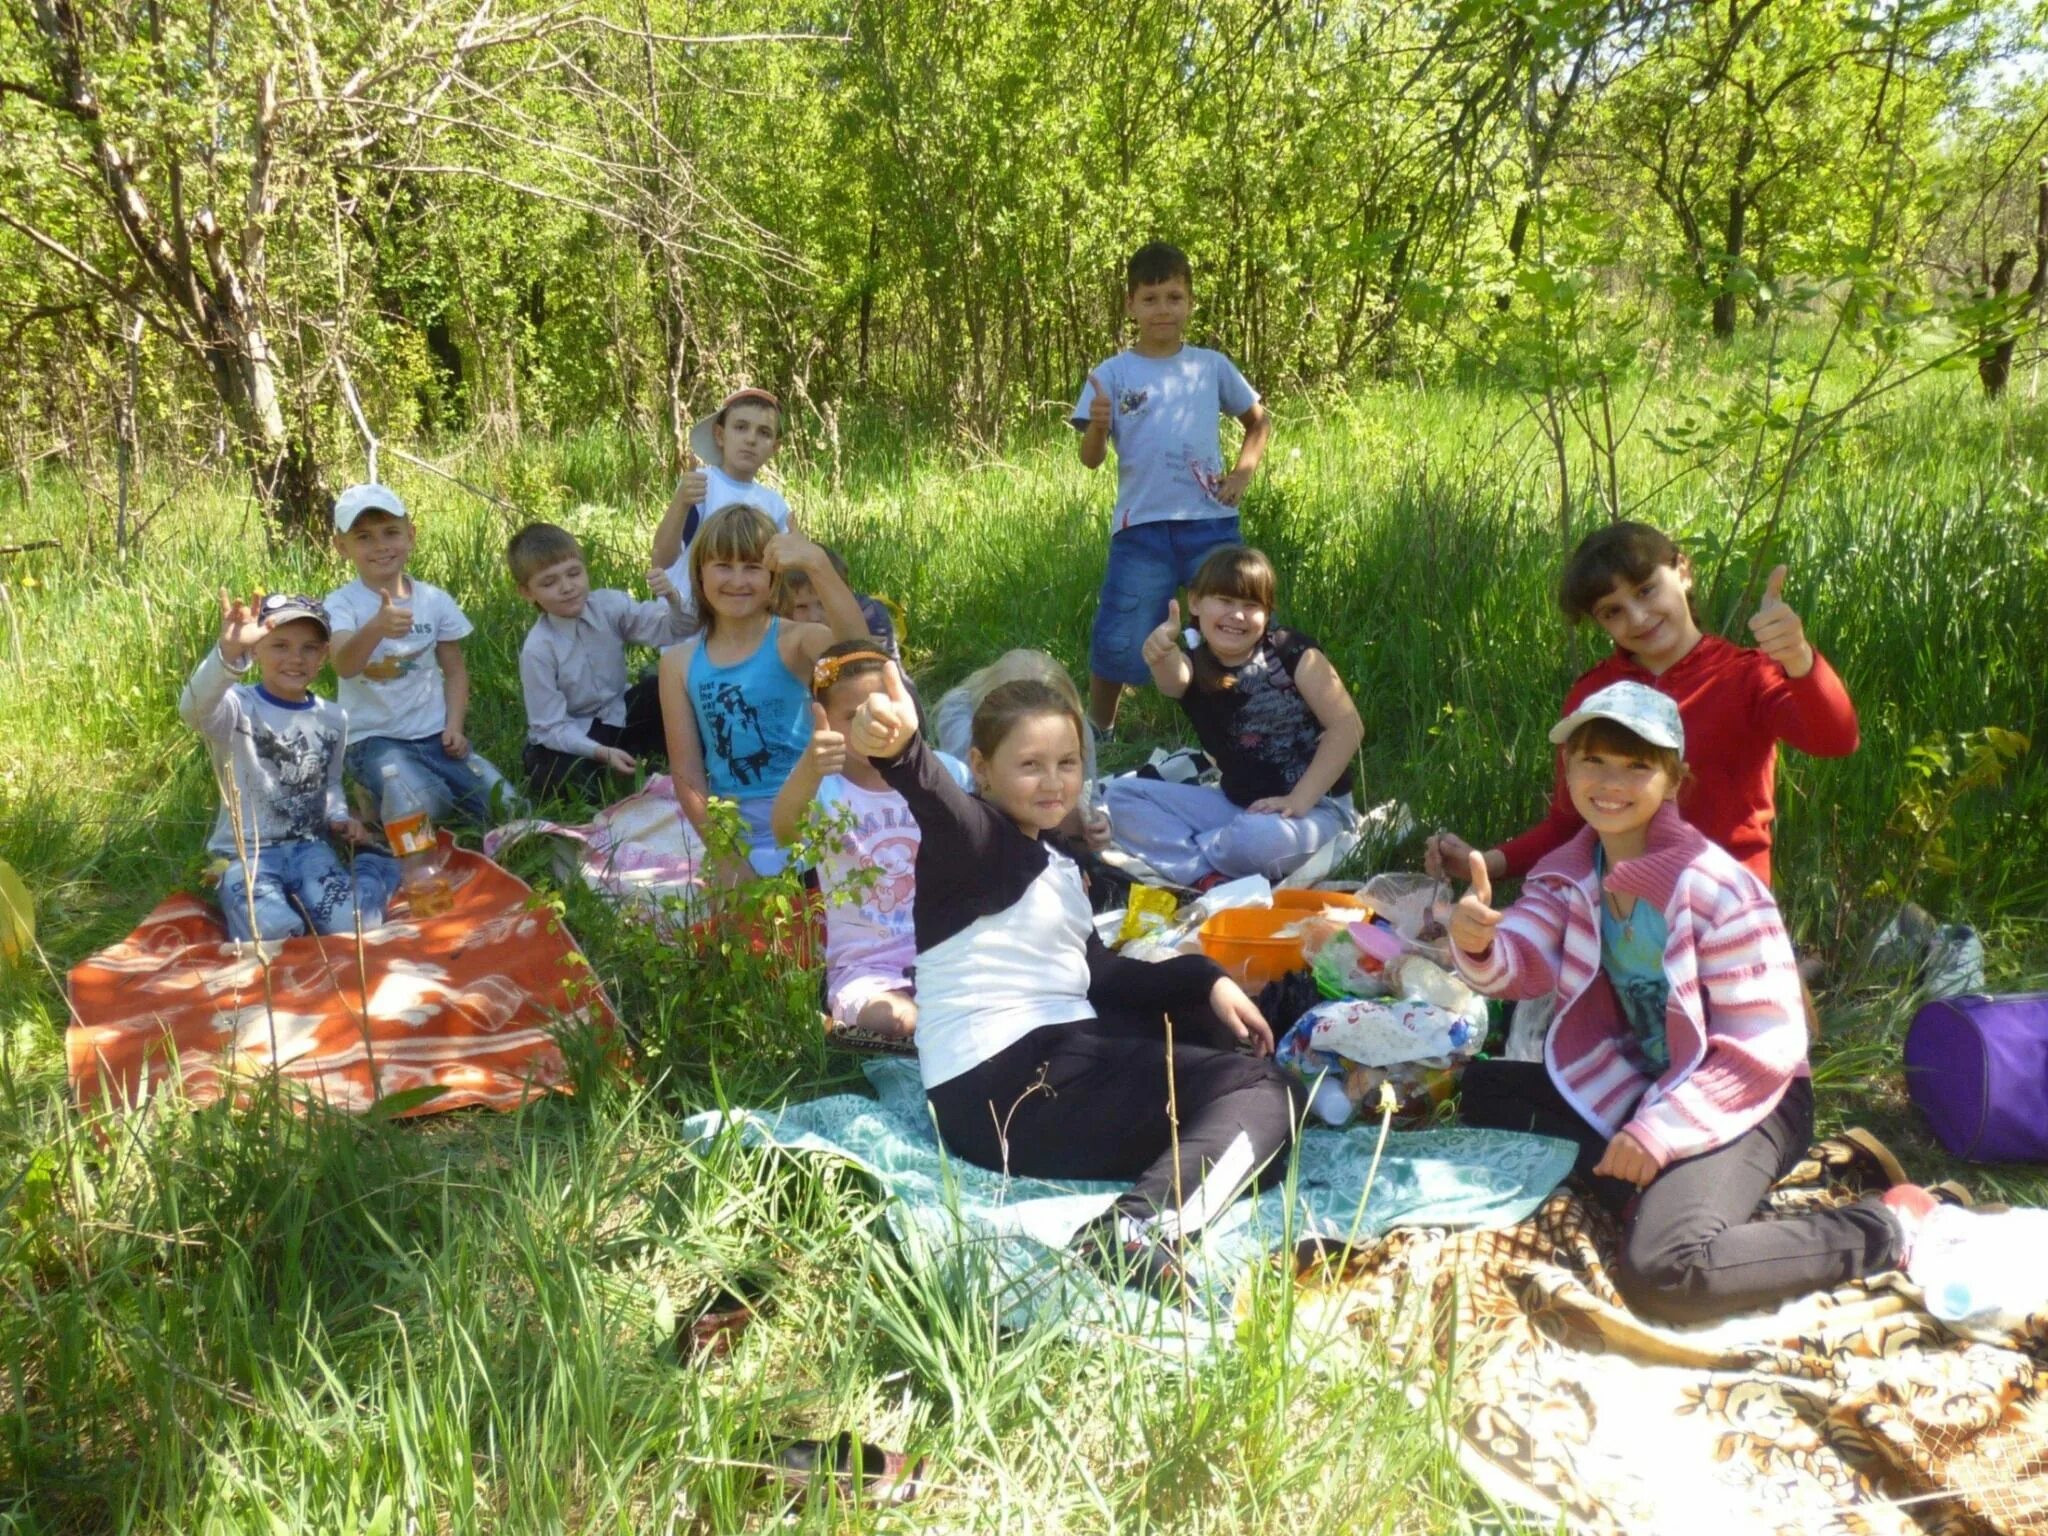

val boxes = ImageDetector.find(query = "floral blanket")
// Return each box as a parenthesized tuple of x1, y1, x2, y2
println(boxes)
(1298, 1139, 2048, 1534)
(67, 846, 609, 1116)
(483, 774, 704, 921)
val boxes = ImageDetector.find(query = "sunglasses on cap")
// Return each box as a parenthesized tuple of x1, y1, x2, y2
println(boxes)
(811, 650, 891, 695)
(256, 593, 332, 633)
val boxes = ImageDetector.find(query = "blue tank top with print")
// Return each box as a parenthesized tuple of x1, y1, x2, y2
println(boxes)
(687, 618, 812, 800)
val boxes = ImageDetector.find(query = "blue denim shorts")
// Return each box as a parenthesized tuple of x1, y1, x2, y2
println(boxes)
(1088, 515, 1243, 685)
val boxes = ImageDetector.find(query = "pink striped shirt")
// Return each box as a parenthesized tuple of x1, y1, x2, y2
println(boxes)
(1454, 802, 1810, 1169)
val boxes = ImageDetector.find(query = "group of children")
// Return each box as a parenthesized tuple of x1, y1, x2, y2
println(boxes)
(185, 239, 1953, 1320)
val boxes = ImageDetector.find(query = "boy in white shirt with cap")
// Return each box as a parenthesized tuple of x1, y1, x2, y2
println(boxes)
(324, 482, 517, 826)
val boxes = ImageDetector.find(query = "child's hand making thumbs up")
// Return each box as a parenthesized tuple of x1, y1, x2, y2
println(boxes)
(1085, 371, 1113, 433)
(848, 662, 918, 761)
(369, 587, 415, 641)
(1139, 597, 1195, 695)
(1746, 563, 1814, 679)
(804, 701, 848, 778)
(1141, 598, 1183, 668)
(1448, 849, 1505, 958)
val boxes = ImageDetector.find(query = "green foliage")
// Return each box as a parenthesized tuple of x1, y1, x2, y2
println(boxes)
(8, 0, 2044, 516)
(1872, 726, 2033, 897)
(0, 368, 2045, 1528)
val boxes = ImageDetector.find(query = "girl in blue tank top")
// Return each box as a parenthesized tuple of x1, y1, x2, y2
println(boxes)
(657, 505, 874, 881)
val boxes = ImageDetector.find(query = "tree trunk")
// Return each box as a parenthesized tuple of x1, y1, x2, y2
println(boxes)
(215, 304, 327, 525)
(1712, 133, 1753, 341)
(858, 217, 879, 390)
(1498, 201, 1532, 311)
(1980, 160, 2048, 399)
(24, 6, 329, 530)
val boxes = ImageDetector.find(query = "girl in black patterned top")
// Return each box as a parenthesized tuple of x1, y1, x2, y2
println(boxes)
(1105, 544, 1364, 889)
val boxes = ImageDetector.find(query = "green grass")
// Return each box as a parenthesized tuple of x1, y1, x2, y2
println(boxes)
(1, 357, 2045, 1530)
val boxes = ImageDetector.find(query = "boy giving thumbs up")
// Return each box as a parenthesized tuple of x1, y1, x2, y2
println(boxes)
(326, 482, 518, 828)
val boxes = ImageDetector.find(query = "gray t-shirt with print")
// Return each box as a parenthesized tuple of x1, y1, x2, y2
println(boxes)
(1070, 346, 1258, 532)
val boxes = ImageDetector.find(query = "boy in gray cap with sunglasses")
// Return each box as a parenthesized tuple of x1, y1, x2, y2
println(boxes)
(179, 589, 399, 943)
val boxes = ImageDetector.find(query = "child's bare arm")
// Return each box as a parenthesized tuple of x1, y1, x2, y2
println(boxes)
(1077, 371, 1112, 470)
(331, 590, 413, 677)
(656, 645, 713, 830)
(1248, 648, 1361, 815)
(437, 640, 470, 755)
(1139, 599, 1194, 699)
(650, 466, 708, 571)
(1217, 401, 1271, 507)
(766, 533, 867, 647)
(770, 704, 839, 846)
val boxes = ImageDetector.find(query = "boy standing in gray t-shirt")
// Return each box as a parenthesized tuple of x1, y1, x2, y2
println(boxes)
(1072, 241, 1271, 733)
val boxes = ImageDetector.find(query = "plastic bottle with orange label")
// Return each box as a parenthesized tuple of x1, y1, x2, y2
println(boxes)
(378, 764, 453, 917)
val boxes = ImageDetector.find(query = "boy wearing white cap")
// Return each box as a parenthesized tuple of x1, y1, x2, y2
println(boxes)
(179, 590, 399, 942)
(648, 389, 794, 614)
(325, 483, 516, 826)
(1444, 682, 1936, 1323)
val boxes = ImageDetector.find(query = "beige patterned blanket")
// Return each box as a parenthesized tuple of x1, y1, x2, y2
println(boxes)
(1302, 1140, 2048, 1534)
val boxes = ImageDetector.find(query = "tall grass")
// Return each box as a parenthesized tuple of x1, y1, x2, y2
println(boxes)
(0, 360, 2043, 1530)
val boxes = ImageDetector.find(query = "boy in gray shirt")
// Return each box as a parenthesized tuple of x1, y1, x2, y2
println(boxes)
(1072, 241, 1271, 733)
(180, 592, 399, 942)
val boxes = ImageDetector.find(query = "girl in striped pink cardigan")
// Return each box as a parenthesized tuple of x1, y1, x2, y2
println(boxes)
(1447, 681, 1934, 1323)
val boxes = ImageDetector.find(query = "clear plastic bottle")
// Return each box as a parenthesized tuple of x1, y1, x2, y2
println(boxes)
(379, 764, 453, 917)
(1909, 1204, 2048, 1332)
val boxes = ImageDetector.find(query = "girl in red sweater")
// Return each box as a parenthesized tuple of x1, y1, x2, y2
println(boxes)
(1429, 522, 1859, 888)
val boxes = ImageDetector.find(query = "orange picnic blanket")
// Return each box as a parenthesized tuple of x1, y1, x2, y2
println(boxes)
(67, 846, 611, 1116)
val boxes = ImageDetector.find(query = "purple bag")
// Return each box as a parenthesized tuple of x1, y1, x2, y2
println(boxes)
(1903, 992, 2048, 1162)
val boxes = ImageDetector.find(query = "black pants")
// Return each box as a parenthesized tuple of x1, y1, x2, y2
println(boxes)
(522, 676, 667, 801)
(1460, 1060, 1903, 1324)
(927, 1006, 1306, 1240)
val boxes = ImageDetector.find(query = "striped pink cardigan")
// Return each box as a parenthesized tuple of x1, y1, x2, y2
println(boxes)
(1454, 802, 1810, 1169)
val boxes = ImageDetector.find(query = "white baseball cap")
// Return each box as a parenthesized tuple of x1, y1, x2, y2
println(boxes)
(1548, 680, 1684, 754)
(688, 388, 782, 470)
(332, 482, 409, 533)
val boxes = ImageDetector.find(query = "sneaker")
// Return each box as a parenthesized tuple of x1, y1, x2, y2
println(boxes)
(1070, 1218, 1192, 1304)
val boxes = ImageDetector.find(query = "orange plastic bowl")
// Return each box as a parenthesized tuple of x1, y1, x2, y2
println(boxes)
(1197, 889, 1370, 989)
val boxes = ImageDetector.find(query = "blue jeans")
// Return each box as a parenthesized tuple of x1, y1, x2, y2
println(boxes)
(347, 734, 518, 827)
(218, 840, 402, 943)
(1089, 515, 1243, 685)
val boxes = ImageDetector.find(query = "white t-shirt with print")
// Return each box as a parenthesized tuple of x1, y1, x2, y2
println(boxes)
(324, 576, 473, 741)
(662, 466, 794, 599)
(813, 753, 972, 996)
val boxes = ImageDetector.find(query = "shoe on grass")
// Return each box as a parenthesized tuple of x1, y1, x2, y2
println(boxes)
(1070, 1217, 1192, 1305)
(1832, 1127, 1910, 1190)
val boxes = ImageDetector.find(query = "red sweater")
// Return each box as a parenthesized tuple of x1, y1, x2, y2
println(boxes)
(1497, 635, 1859, 886)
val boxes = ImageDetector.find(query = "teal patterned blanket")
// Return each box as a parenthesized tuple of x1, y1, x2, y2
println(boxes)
(684, 1058, 1575, 1351)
